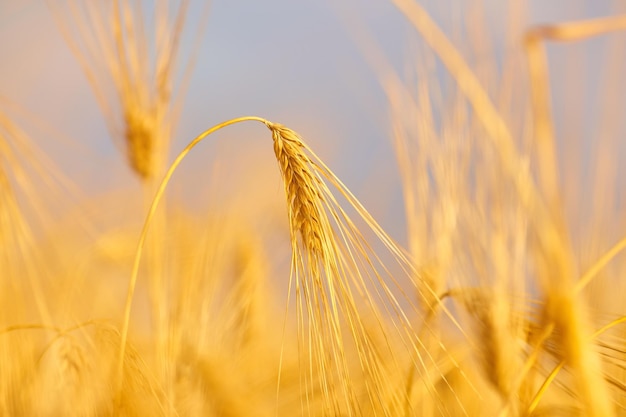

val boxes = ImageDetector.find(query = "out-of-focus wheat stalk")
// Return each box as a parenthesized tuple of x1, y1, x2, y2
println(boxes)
(49, 0, 208, 181)
(49, 4, 210, 408)
(385, 36, 530, 415)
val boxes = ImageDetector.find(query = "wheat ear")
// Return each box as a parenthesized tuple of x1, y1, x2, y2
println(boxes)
(50, 0, 209, 180)
(259, 123, 472, 413)
(119, 116, 461, 414)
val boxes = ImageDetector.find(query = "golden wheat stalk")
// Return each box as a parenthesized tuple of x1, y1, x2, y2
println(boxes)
(116, 115, 464, 414)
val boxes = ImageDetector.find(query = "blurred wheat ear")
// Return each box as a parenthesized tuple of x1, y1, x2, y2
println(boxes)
(50, 0, 209, 181)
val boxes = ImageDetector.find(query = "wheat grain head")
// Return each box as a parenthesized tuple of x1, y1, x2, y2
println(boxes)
(50, 0, 209, 181)
(117, 116, 469, 415)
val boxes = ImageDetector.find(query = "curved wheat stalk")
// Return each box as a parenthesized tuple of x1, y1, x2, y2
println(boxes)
(118, 116, 468, 415)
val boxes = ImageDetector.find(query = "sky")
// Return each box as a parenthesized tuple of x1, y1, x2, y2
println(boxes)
(0, 0, 625, 246)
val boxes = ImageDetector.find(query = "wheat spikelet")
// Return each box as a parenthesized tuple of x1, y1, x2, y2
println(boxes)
(265, 121, 478, 415)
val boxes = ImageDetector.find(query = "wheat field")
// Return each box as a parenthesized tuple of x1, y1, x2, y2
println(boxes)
(1, 0, 626, 416)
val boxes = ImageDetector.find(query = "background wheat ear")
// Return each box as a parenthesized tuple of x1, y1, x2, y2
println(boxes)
(50, 1, 209, 182)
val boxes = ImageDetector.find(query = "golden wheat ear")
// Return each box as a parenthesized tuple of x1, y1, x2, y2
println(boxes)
(267, 122, 479, 415)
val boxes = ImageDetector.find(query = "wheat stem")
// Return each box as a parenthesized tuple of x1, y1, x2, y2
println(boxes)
(116, 115, 272, 396)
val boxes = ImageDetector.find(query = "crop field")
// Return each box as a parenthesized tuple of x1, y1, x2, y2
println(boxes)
(1, 1, 625, 416)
